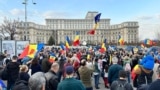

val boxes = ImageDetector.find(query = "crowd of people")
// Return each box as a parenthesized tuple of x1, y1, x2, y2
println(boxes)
(0, 47, 160, 90)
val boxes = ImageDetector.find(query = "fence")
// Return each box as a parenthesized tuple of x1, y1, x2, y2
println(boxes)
(0, 40, 29, 57)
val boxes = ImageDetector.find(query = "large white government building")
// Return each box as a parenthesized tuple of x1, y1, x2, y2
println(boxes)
(16, 11, 139, 44)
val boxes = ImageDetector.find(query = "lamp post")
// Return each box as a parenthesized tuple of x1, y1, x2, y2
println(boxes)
(22, 0, 36, 41)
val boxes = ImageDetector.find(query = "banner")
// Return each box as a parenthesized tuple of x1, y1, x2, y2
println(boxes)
(16, 41, 29, 56)
(2, 40, 16, 57)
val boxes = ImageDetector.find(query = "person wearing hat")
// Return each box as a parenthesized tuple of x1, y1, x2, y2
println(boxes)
(134, 54, 154, 89)
(57, 66, 85, 90)
(108, 56, 123, 86)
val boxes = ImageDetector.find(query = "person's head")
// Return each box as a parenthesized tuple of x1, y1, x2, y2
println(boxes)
(12, 55, 18, 61)
(32, 58, 39, 65)
(29, 72, 46, 90)
(65, 66, 74, 78)
(95, 58, 98, 62)
(112, 56, 118, 64)
(119, 70, 127, 79)
(50, 62, 59, 73)
(19, 65, 28, 72)
(4, 50, 7, 54)
(80, 59, 86, 66)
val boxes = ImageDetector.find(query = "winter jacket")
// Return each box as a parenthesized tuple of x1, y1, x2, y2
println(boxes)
(13, 80, 29, 90)
(57, 78, 85, 90)
(45, 70, 59, 90)
(137, 66, 153, 87)
(31, 64, 42, 75)
(78, 66, 93, 88)
(111, 79, 133, 90)
(108, 64, 123, 84)
(6, 61, 20, 82)
(41, 57, 51, 73)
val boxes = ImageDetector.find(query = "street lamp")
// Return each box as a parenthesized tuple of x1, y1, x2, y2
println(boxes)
(22, 0, 36, 41)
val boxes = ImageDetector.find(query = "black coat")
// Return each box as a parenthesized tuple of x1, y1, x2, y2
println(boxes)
(6, 62, 20, 82)
(45, 70, 59, 90)
(13, 80, 29, 90)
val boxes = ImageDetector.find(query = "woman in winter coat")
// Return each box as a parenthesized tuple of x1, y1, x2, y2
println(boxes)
(13, 65, 30, 90)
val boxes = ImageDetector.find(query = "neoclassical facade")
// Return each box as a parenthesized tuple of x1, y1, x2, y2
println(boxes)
(16, 11, 139, 44)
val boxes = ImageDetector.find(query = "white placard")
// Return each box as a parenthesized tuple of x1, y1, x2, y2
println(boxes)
(2, 40, 16, 57)
(16, 41, 29, 56)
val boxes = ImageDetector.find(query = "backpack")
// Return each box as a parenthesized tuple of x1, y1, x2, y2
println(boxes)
(115, 81, 127, 90)
(125, 63, 131, 72)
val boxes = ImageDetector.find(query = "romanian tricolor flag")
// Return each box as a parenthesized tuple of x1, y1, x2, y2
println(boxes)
(87, 13, 101, 35)
(73, 32, 80, 46)
(65, 36, 70, 49)
(118, 35, 124, 45)
(99, 43, 106, 53)
(131, 64, 140, 80)
(19, 43, 44, 59)
(49, 53, 56, 63)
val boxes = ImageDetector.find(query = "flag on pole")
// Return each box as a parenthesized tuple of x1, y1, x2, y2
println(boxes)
(118, 35, 124, 45)
(19, 43, 44, 59)
(60, 43, 65, 50)
(65, 36, 70, 49)
(73, 32, 80, 46)
(99, 43, 106, 53)
(87, 13, 101, 35)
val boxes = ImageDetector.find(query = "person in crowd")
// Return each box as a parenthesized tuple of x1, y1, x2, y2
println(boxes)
(63, 58, 73, 79)
(103, 65, 109, 88)
(110, 70, 133, 90)
(134, 54, 154, 89)
(78, 59, 93, 90)
(58, 55, 66, 82)
(57, 66, 85, 90)
(6, 56, 20, 90)
(147, 64, 160, 90)
(108, 56, 123, 86)
(0, 67, 6, 90)
(3, 54, 11, 67)
(152, 59, 159, 81)
(41, 53, 52, 73)
(30, 58, 42, 75)
(28, 72, 46, 90)
(123, 53, 131, 83)
(86, 55, 93, 70)
(93, 58, 101, 89)
(45, 62, 59, 90)
(13, 65, 30, 90)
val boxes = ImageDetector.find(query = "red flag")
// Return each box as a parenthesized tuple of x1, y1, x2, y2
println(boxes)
(19, 45, 29, 59)
(87, 29, 95, 35)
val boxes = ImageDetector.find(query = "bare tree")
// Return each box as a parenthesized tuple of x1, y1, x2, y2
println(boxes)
(0, 18, 21, 40)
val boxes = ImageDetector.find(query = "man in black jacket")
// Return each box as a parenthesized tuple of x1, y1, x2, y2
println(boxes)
(111, 70, 133, 90)
(45, 62, 59, 90)
(13, 80, 29, 90)
(6, 56, 20, 90)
